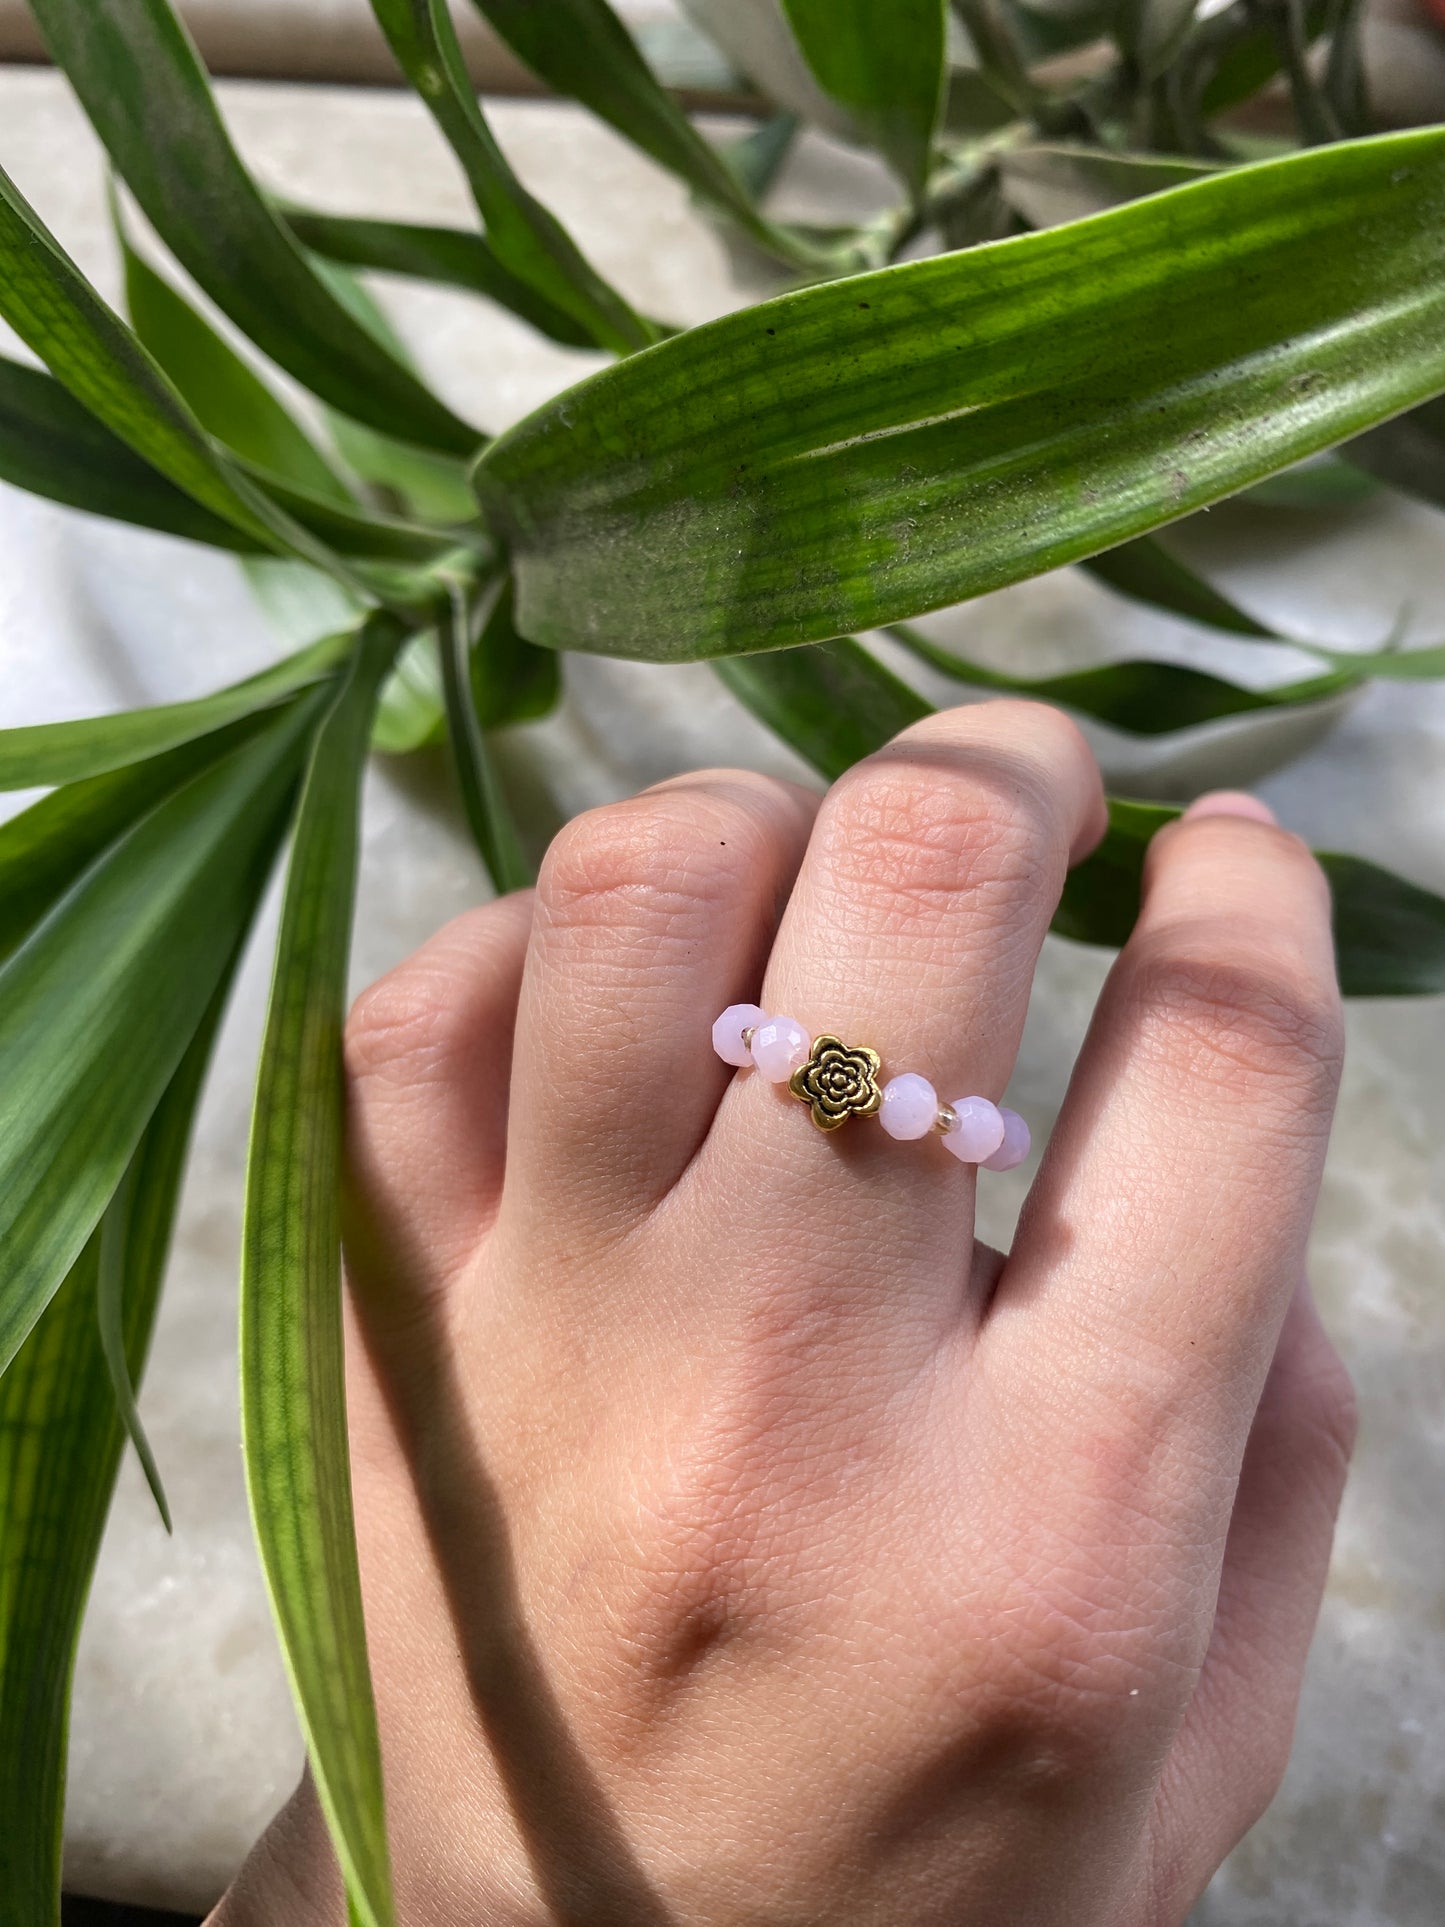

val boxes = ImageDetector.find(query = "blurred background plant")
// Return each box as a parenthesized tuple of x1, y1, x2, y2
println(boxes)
(3, 2, 1445, 1921)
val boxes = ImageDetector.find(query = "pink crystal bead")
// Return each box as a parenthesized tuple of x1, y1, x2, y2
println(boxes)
(982, 1107, 1031, 1172)
(943, 1095, 1006, 1164)
(750, 1015, 810, 1082)
(880, 1071, 939, 1140)
(712, 1002, 765, 1067)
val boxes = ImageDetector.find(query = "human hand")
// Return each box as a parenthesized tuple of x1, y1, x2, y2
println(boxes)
(212, 701, 1355, 1927)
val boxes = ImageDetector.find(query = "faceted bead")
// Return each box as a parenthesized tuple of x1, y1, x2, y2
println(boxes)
(982, 1107, 1031, 1172)
(750, 1015, 810, 1082)
(942, 1095, 1006, 1164)
(879, 1071, 939, 1140)
(712, 1002, 765, 1067)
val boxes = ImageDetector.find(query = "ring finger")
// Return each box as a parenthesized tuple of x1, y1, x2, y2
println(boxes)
(690, 700, 1105, 1316)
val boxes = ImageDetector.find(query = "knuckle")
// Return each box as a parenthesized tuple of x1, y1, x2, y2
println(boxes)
(818, 757, 1050, 922)
(537, 785, 777, 938)
(345, 965, 456, 1087)
(1128, 937, 1343, 1115)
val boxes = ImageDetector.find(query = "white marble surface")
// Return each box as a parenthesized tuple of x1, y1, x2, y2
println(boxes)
(0, 62, 1442, 1924)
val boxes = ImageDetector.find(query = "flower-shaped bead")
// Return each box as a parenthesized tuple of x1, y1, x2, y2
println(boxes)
(789, 1034, 883, 1131)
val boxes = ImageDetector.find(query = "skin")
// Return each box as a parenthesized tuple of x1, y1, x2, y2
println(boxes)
(209, 701, 1356, 1927)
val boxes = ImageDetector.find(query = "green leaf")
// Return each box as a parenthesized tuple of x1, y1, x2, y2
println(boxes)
(725, 114, 800, 201)
(476, 131, 1445, 664)
(0, 354, 261, 553)
(118, 211, 355, 505)
(439, 583, 532, 890)
(0, 631, 350, 791)
(253, 473, 466, 563)
(0, 711, 296, 966)
(0, 163, 317, 557)
(282, 207, 598, 351)
(466, 0, 812, 263)
(715, 636, 931, 781)
(0, 354, 438, 570)
(783, 0, 947, 199)
(27, 0, 478, 456)
(114, 206, 464, 560)
(0, 977, 235, 1924)
(471, 575, 562, 729)
(241, 614, 405, 1927)
(887, 623, 1354, 733)
(369, 0, 652, 355)
(372, 634, 447, 754)
(1054, 799, 1445, 994)
(96, 1164, 170, 1532)
(1080, 535, 1275, 639)
(325, 414, 479, 527)
(0, 697, 320, 1377)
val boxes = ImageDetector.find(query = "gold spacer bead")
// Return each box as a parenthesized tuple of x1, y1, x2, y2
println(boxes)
(933, 1103, 959, 1136)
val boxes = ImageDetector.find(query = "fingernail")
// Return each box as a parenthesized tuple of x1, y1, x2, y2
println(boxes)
(1182, 790, 1277, 826)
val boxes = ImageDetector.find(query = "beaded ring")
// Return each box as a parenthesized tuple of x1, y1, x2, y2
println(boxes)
(712, 1003, 1030, 1171)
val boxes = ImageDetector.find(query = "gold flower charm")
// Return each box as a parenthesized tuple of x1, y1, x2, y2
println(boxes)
(789, 1034, 884, 1132)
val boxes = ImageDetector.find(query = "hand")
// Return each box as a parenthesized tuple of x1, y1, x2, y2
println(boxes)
(212, 701, 1355, 1927)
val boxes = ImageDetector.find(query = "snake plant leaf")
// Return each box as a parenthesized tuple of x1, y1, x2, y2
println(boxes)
(0, 631, 350, 792)
(118, 219, 355, 506)
(260, 249, 485, 527)
(115, 207, 462, 560)
(325, 415, 479, 527)
(1055, 799, 1445, 993)
(715, 637, 931, 781)
(369, 0, 652, 356)
(282, 208, 597, 351)
(471, 575, 562, 729)
(466, 0, 813, 263)
(1311, 639, 1445, 679)
(725, 114, 800, 201)
(0, 711, 297, 966)
(0, 164, 317, 558)
(887, 624, 1354, 733)
(371, 634, 447, 754)
(0, 355, 439, 568)
(0, 356, 262, 554)
(0, 696, 320, 1378)
(0, 966, 238, 1926)
(253, 475, 464, 564)
(96, 1165, 170, 1533)
(477, 131, 1445, 664)
(241, 614, 405, 1927)
(26, 0, 478, 456)
(782, 0, 947, 200)
(1079, 536, 1275, 639)
(439, 584, 532, 890)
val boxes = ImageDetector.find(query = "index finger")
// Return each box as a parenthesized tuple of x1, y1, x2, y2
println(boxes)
(978, 796, 1344, 1549)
